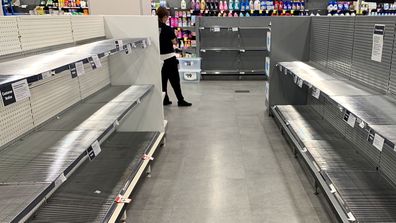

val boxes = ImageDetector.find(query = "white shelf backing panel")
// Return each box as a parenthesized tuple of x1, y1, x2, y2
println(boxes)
(0, 17, 22, 57)
(327, 17, 355, 78)
(71, 16, 105, 42)
(18, 16, 74, 52)
(0, 98, 34, 148)
(30, 71, 81, 126)
(351, 17, 395, 93)
(79, 57, 111, 99)
(310, 17, 330, 68)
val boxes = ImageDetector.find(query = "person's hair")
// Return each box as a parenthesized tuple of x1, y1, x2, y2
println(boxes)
(156, 6, 169, 19)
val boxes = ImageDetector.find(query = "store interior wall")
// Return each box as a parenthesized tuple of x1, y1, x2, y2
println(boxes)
(90, 0, 151, 15)
(269, 17, 311, 107)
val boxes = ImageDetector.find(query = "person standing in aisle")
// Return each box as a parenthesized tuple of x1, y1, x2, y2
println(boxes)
(157, 6, 192, 107)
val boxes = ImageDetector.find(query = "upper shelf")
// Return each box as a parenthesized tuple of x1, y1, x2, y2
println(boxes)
(0, 38, 150, 87)
(278, 61, 396, 152)
(200, 47, 267, 52)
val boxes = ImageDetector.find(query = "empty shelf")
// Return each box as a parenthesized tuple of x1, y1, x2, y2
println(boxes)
(273, 105, 396, 222)
(0, 85, 153, 222)
(30, 132, 159, 222)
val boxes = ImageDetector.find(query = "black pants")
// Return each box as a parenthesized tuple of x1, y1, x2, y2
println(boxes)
(162, 56, 184, 101)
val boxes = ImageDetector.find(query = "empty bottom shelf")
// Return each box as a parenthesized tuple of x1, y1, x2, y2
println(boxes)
(273, 105, 396, 223)
(29, 131, 159, 222)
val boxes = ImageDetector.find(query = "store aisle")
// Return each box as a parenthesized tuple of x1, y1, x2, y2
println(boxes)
(126, 81, 331, 223)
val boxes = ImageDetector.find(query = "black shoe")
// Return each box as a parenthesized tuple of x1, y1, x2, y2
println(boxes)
(178, 100, 192, 107)
(163, 100, 172, 106)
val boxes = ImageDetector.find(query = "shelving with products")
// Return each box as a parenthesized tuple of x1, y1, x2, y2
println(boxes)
(151, 0, 309, 17)
(2, 0, 89, 16)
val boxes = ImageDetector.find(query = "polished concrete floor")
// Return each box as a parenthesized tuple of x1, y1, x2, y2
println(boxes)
(126, 81, 331, 223)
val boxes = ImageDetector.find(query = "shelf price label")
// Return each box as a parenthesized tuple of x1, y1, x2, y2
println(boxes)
(373, 133, 385, 151)
(297, 78, 304, 88)
(75, 61, 85, 76)
(87, 140, 102, 161)
(312, 87, 320, 99)
(0, 79, 31, 106)
(293, 75, 298, 84)
(212, 27, 221, 32)
(41, 70, 55, 80)
(343, 110, 356, 128)
(232, 27, 238, 32)
(88, 55, 102, 70)
(115, 40, 124, 51)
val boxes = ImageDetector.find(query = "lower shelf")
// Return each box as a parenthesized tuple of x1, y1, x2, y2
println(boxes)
(272, 105, 396, 223)
(30, 131, 160, 222)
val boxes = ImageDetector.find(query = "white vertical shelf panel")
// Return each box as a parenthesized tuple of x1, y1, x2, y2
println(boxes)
(30, 71, 81, 126)
(71, 16, 105, 42)
(18, 16, 74, 52)
(79, 58, 111, 99)
(0, 17, 22, 56)
(0, 99, 34, 148)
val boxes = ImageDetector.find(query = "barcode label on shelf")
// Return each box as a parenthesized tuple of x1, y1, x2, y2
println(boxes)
(41, 70, 54, 79)
(373, 133, 385, 151)
(89, 55, 102, 69)
(279, 66, 283, 72)
(115, 40, 124, 51)
(213, 27, 220, 32)
(75, 61, 85, 76)
(55, 173, 67, 187)
(312, 88, 320, 99)
(87, 140, 102, 161)
(0, 79, 31, 106)
(126, 44, 133, 54)
(267, 31, 271, 52)
(232, 27, 238, 32)
(69, 63, 77, 78)
(293, 75, 298, 84)
(284, 68, 288, 75)
(297, 78, 304, 88)
(343, 110, 356, 128)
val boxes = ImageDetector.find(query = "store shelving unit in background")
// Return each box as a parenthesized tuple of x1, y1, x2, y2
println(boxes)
(2, 0, 90, 16)
(198, 17, 271, 79)
(0, 15, 165, 222)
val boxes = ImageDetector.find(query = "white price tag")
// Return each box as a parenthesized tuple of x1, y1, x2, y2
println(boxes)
(347, 113, 356, 127)
(55, 173, 67, 186)
(371, 24, 384, 62)
(75, 61, 85, 76)
(116, 40, 124, 50)
(293, 75, 298, 84)
(232, 27, 238, 32)
(297, 78, 304, 88)
(213, 27, 220, 32)
(41, 71, 53, 79)
(88, 140, 102, 161)
(267, 31, 271, 52)
(12, 79, 31, 102)
(312, 88, 320, 99)
(92, 55, 102, 68)
(373, 133, 385, 151)
(284, 68, 288, 75)
(126, 44, 133, 54)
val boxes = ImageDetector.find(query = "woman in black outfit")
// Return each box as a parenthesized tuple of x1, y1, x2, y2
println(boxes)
(157, 7, 192, 107)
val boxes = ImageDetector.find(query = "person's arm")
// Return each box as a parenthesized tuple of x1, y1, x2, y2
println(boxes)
(171, 38, 177, 46)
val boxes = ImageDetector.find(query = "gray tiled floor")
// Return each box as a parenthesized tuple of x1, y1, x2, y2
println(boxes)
(126, 81, 331, 223)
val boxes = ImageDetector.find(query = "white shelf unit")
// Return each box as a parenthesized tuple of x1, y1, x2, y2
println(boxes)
(0, 15, 164, 222)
